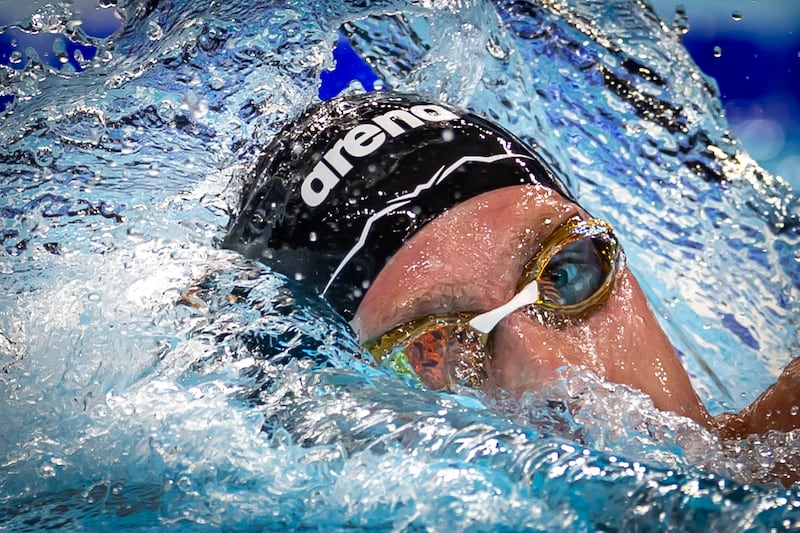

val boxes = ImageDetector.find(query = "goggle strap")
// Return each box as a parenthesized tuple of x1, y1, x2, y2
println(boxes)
(468, 279, 539, 334)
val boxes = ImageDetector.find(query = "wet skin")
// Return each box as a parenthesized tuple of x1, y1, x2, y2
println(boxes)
(353, 184, 800, 442)
(353, 185, 713, 426)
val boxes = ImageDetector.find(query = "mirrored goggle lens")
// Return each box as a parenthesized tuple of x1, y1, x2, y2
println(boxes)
(364, 317, 487, 391)
(520, 219, 620, 317)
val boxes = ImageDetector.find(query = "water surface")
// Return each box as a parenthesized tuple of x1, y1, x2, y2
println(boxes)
(1, 0, 799, 530)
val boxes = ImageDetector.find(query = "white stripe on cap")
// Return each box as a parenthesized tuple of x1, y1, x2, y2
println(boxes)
(321, 152, 536, 297)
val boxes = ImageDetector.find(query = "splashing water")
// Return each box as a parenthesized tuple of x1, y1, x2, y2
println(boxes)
(1, 0, 799, 530)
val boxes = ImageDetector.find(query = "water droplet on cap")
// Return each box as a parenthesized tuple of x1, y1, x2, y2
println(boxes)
(713, 46, 722, 58)
(732, 10, 743, 21)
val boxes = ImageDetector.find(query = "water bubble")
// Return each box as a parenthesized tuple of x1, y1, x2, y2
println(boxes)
(791, 405, 799, 416)
(30, 13, 44, 32)
(40, 463, 56, 478)
(73, 48, 89, 68)
(156, 100, 175, 122)
(9, 51, 23, 64)
(309, 232, 317, 242)
(97, 49, 113, 63)
(120, 138, 141, 155)
(181, 90, 207, 119)
(209, 76, 225, 91)
(34, 146, 54, 167)
(52, 37, 66, 55)
(713, 46, 722, 58)
(176, 476, 192, 491)
(733, 119, 785, 160)
(486, 35, 508, 60)
(673, 4, 690, 35)
(732, 11, 743, 21)
(147, 21, 164, 41)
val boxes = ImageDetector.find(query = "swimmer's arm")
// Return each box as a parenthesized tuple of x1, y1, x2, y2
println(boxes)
(716, 357, 800, 438)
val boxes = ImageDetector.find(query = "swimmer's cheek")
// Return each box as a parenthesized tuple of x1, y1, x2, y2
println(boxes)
(481, 313, 566, 393)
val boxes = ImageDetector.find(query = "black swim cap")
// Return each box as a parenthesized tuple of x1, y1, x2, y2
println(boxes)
(223, 93, 572, 319)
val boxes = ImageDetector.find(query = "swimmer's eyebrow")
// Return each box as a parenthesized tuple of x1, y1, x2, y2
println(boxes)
(380, 231, 544, 324)
(400, 282, 488, 318)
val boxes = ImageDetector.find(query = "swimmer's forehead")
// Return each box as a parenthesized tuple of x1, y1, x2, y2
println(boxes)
(353, 184, 586, 340)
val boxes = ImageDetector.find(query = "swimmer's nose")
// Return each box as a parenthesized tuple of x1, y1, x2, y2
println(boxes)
(483, 309, 569, 393)
(469, 280, 578, 391)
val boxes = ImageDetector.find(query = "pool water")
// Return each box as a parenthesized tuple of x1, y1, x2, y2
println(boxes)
(1, 0, 799, 530)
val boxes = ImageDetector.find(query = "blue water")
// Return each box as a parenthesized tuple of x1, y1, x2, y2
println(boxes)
(1, 0, 799, 530)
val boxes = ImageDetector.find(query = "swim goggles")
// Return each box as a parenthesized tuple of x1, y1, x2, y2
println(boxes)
(362, 217, 622, 391)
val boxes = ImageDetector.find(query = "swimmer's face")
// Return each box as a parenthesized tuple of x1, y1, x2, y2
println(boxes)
(353, 185, 710, 424)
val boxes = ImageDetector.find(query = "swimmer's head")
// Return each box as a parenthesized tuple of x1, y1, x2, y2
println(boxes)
(223, 92, 573, 319)
(225, 92, 714, 427)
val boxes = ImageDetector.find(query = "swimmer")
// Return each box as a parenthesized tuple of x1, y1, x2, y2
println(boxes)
(223, 93, 800, 448)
